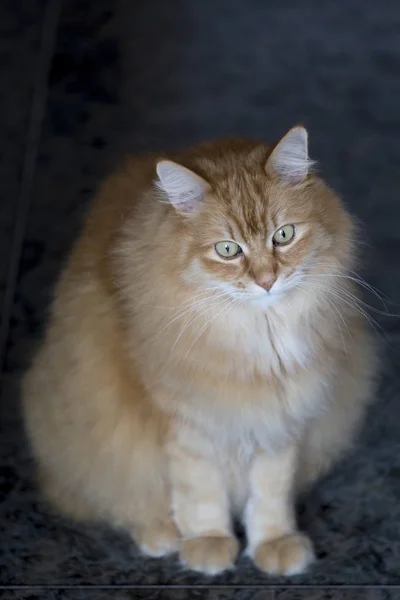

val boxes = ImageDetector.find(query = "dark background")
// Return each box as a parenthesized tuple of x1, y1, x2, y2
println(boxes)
(1, 0, 400, 597)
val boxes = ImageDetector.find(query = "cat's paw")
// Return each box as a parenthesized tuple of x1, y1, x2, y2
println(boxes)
(137, 520, 180, 557)
(252, 533, 315, 576)
(180, 535, 239, 575)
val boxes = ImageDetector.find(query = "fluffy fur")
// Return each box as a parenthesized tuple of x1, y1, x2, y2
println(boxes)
(22, 127, 377, 576)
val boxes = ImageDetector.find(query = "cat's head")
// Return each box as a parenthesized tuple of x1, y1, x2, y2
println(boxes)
(155, 127, 354, 310)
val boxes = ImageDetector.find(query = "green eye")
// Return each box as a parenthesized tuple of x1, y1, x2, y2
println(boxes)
(272, 224, 295, 246)
(215, 241, 242, 259)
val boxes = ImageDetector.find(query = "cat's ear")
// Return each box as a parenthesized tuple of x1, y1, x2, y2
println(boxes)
(266, 126, 313, 185)
(155, 160, 211, 213)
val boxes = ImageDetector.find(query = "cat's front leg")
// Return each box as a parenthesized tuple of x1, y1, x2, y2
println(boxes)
(245, 445, 315, 576)
(167, 425, 239, 575)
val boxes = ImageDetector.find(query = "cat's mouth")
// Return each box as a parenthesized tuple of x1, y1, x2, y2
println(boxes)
(231, 288, 284, 309)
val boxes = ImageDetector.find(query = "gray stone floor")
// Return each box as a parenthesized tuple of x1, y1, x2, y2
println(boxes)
(1, 0, 400, 597)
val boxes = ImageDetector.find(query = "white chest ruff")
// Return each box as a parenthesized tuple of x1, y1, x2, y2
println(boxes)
(155, 300, 333, 454)
(161, 307, 328, 444)
(210, 303, 315, 377)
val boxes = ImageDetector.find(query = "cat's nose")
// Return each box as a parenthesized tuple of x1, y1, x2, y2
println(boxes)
(256, 276, 276, 292)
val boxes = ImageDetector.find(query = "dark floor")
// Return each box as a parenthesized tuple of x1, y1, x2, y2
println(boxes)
(1, 0, 400, 598)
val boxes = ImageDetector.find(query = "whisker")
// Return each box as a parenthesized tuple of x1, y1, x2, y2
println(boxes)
(301, 286, 349, 354)
(154, 291, 230, 340)
(181, 297, 241, 364)
(301, 273, 395, 312)
(309, 283, 390, 344)
(332, 283, 399, 319)
(137, 286, 223, 311)
(304, 262, 396, 306)
(169, 295, 232, 355)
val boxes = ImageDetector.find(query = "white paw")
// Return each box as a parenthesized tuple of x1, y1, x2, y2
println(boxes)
(251, 533, 315, 576)
(180, 535, 239, 575)
(137, 521, 180, 558)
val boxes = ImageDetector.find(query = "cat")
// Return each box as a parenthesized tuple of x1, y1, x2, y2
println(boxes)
(23, 126, 377, 576)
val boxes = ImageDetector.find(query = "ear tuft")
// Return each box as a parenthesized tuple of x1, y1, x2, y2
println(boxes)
(266, 126, 314, 184)
(155, 160, 210, 213)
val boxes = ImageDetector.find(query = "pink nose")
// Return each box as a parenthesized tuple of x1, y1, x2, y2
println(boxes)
(256, 276, 276, 292)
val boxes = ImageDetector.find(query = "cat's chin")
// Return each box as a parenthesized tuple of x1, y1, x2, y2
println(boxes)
(246, 292, 283, 310)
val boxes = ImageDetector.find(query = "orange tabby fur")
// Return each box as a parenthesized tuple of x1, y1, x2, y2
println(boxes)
(23, 128, 376, 576)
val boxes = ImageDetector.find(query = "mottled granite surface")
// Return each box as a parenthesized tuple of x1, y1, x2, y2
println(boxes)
(1, 0, 400, 596)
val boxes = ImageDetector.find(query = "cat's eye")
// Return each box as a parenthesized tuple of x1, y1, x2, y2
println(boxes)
(272, 224, 295, 246)
(214, 241, 243, 259)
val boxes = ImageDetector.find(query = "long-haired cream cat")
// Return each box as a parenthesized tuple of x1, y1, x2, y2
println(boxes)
(23, 127, 376, 576)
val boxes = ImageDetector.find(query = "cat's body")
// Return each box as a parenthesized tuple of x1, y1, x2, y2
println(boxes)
(23, 128, 376, 576)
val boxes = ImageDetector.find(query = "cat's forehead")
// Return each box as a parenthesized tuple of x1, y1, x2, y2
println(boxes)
(210, 171, 298, 240)
(188, 143, 315, 239)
